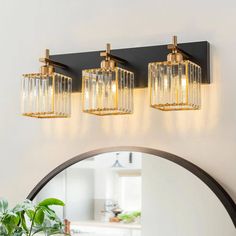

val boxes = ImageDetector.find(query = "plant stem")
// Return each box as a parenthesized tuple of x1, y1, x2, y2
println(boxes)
(29, 209, 38, 236)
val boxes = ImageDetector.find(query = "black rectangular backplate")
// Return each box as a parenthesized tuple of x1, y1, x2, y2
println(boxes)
(51, 41, 210, 92)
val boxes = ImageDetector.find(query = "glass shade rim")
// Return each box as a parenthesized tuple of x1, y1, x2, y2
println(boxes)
(150, 104, 201, 111)
(22, 72, 72, 81)
(82, 67, 134, 75)
(148, 59, 201, 69)
(22, 112, 71, 118)
(83, 109, 133, 116)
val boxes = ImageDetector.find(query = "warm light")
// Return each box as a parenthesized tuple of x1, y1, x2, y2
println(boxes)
(22, 73, 72, 118)
(21, 49, 72, 118)
(82, 44, 134, 115)
(149, 36, 201, 111)
(82, 68, 134, 115)
(112, 82, 116, 93)
(182, 77, 187, 88)
(164, 76, 168, 89)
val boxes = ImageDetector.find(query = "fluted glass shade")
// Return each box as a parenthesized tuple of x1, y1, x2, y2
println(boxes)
(149, 60, 201, 111)
(21, 73, 72, 118)
(82, 67, 134, 115)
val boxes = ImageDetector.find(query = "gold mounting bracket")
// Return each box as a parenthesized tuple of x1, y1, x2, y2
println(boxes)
(167, 36, 192, 62)
(39, 49, 68, 70)
(100, 43, 127, 69)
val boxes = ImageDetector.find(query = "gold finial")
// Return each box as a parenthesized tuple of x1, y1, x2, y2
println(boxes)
(106, 43, 111, 54)
(173, 36, 177, 48)
(45, 49, 50, 59)
(40, 49, 50, 64)
(105, 43, 111, 61)
(167, 36, 178, 53)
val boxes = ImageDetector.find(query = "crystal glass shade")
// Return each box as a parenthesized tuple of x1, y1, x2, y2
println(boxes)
(82, 67, 134, 115)
(21, 73, 72, 118)
(149, 60, 201, 111)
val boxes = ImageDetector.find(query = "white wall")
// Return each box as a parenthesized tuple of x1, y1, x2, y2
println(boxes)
(0, 0, 235, 218)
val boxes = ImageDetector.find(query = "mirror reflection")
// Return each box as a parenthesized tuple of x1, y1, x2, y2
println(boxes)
(33, 152, 235, 236)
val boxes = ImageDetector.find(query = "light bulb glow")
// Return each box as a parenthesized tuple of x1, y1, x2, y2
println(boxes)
(149, 61, 201, 110)
(182, 77, 187, 88)
(82, 68, 134, 115)
(21, 73, 72, 118)
(112, 83, 116, 93)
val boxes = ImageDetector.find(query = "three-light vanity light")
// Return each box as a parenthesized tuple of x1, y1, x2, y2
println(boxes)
(21, 36, 210, 118)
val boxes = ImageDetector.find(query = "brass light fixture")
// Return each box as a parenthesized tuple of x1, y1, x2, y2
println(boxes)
(22, 49, 72, 118)
(82, 43, 134, 115)
(149, 36, 202, 111)
(21, 39, 209, 119)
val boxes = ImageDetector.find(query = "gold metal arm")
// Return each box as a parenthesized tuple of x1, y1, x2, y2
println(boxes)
(167, 36, 191, 61)
(100, 43, 127, 65)
(39, 49, 68, 69)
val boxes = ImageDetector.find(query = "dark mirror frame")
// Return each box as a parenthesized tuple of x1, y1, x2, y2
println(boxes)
(27, 146, 236, 227)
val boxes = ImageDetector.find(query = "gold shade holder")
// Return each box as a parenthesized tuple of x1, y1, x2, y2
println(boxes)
(100, 43, 127, 69)
(167, 36, 192, 63)
(39, 49, 68, 75)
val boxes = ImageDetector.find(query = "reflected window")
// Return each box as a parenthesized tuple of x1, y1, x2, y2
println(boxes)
(119, 175, 142, 212)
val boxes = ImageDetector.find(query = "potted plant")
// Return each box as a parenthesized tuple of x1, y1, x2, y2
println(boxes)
(0, 198, 68, 235)
(118, 211, 141, 224)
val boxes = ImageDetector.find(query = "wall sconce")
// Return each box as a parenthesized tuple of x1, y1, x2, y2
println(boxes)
(82, 44, 134, 115)
(149, 36, 202, 111)
(21, 38, 209, 118)
(21, 49, 72, 118)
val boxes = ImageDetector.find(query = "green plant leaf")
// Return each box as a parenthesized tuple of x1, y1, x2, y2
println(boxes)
(38, 198, 65, 207)
(0, 224, 8, 235)
(34, 209, 44, 225)
(10, 214, 20, 225)
(13, 200, 34, 213)
(41, 206, 57, 220)
(132, 211, 141, 217)
(0, 199, 8, 213)
(2, 213, 19, 235)
(26, 210, 35, 220)
(20, 212, 29, 234)
(0, 198, 66, 236)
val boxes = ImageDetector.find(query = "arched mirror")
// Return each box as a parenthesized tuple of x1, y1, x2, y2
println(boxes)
(28, 147, 236, 236)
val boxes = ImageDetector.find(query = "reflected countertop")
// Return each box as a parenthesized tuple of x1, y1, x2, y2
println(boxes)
(71, 221, 141, 230)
